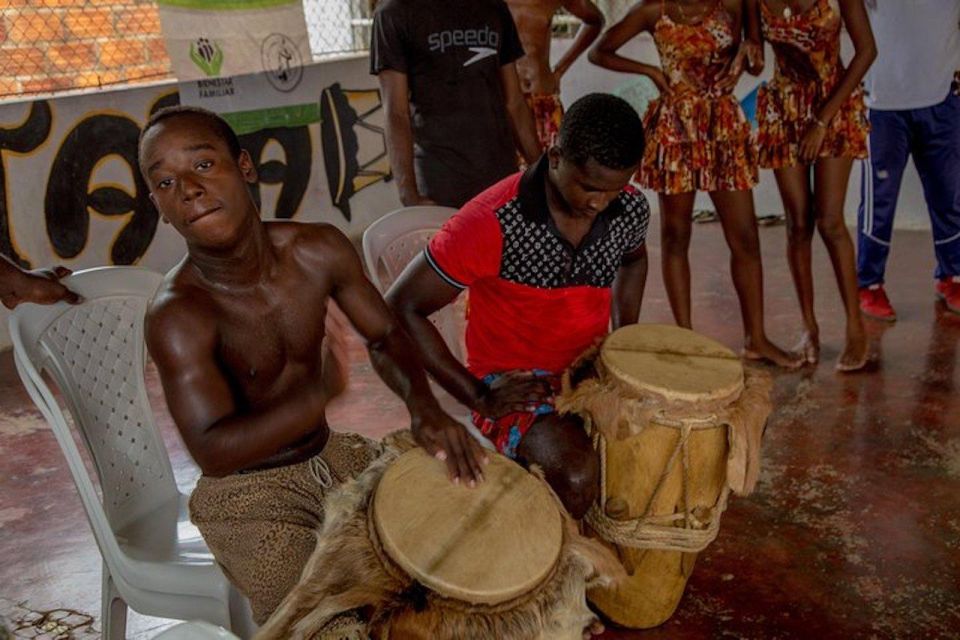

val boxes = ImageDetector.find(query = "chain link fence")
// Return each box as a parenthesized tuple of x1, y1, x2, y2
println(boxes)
(1, 0, 625, 101)
(0, 0, 370, 100)
(298, 1, 636, 64)
(303, 0, 372, 60)
(0, 1, 173, 99)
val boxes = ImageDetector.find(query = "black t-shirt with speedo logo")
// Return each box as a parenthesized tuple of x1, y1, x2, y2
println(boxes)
(371, 0, 525, 207)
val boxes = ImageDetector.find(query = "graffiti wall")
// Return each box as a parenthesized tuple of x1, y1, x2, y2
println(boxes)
(0, 54, 399, 347)
(0, 44, 934, 347)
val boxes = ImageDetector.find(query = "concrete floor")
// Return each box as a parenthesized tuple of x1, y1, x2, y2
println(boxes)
(1, 220, 958, 639)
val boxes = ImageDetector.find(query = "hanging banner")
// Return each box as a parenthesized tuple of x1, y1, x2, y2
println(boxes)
(157, 0, 318, 133)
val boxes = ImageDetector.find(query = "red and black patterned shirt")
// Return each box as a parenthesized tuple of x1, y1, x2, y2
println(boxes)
(426, 156, 650, 377)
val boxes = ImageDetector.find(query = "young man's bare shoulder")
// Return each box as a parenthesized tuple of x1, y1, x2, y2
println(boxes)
(266, 220, 355, 265)
(146, 262, 218, 348)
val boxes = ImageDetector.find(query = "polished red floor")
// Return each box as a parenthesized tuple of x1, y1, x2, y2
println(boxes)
(2, 221, 958, 638)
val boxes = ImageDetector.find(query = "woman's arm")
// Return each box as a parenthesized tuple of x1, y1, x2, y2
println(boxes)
(588, 1, 671, 94)
(799, 0, 877, 162)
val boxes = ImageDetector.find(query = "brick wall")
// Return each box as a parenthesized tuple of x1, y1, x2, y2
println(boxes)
(0, 0, 172, 99)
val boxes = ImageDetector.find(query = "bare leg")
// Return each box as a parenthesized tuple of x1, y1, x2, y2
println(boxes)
(516, 413, 599, 520)
(659, 191, 697, 328)
(773, 165, 820, 364)
(813, 157, 869, 371)
(709, 189, 803, 369)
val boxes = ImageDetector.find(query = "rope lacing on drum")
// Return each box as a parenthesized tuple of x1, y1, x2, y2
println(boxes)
(585, 412, 730, 554)
(310, 455, 334, 489)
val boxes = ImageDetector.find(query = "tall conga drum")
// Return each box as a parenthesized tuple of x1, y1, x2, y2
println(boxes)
(558, 324, 772, 629)
(256, 435, 623, 640)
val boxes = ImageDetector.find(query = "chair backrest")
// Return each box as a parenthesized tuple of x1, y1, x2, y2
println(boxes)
(362, 205, 457, 292)
(9, 267, 174, 549)
(362, 206, 465, 360)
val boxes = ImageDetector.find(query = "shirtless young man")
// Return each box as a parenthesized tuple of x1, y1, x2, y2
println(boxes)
(138, 106, 485, 624)
(506, 0, 605, 149)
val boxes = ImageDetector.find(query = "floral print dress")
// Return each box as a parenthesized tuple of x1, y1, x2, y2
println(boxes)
(756, 0, 869, 168)
(639, 0, 758, 194)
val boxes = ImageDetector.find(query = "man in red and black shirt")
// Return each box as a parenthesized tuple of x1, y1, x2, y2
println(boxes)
(388, 94, 649, 518)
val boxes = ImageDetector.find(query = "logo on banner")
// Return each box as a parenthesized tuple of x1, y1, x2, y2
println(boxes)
(261, 33, 303, 93)
(190, 38, 224, 77)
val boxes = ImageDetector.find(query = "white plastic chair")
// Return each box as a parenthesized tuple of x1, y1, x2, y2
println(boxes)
(362, 205, 457, 292)
(362, 206, 494, 451)
(362, 205, 463, 359)
(9, 266, 255, 640)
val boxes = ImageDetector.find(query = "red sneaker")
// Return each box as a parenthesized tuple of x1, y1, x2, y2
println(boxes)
(936, 276, 960, 314)
(859, 284, 897, 322)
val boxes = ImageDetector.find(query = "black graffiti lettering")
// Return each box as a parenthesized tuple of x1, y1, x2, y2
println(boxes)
(320, 83, 392, 222)
(149, 91, 181, 117)
(239, 126, 311, 220)
(0, 101, 53, 268)
(45, 114, 158, 265)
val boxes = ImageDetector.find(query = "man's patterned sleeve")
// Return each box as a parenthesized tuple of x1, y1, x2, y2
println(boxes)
(622, 190, 651, 256)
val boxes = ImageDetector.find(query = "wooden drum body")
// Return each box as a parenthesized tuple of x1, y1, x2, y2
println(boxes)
(559, 324, 771, 629)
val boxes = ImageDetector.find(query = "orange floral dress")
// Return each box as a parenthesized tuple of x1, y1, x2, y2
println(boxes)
(639, 1, 758, 194)
(757, 0, 869, 168)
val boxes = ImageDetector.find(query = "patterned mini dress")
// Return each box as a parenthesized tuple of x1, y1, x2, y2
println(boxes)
(639, 0, 758, 195)
(756, 0, 869, 168)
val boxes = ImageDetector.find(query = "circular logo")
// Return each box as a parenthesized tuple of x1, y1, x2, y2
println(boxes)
(261, 33, 303, 93)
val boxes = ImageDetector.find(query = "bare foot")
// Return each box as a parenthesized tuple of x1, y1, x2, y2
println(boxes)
(743, 337, 804, 369)
(793, 331, 819, 365)
(836, 326, 869, 372)
(582, 619, 605, 639)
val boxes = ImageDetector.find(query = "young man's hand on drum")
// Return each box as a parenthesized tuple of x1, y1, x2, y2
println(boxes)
(476, 371, 555, 418)
(412, 406, 489, 486)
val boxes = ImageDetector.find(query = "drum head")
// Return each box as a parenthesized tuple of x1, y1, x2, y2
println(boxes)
(600, 324, 744, 403)
(373, 448, 563, 605)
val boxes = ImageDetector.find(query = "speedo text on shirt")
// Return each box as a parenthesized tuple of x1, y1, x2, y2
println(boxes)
(427, 26, 500, 53)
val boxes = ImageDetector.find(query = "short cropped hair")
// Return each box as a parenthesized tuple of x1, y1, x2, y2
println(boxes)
(138, 105, 242, 162)
(557, 93, 644, 170)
